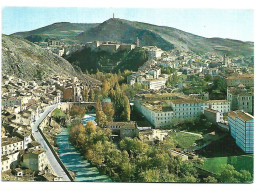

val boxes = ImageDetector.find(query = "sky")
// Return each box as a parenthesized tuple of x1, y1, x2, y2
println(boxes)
(2, 7, 254, 42)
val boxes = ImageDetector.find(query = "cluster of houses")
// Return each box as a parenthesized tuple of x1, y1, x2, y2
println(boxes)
(1, 74, 98, 180)
(123, 45, 254, 154)
(127, 47, 253, 92)
(35, 39, 85, 57)
(127, 60, 170, 90)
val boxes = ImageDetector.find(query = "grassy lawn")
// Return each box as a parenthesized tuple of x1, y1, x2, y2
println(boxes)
(196, 135, 254, 175)
(169, 132, 202, 149)
(197, 135, 245, 157)
(199, 154, 253, 174)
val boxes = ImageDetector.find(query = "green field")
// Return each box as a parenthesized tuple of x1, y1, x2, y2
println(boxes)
(196, 134, 254, 175)
(199, 154, 253, 175)
(169, 132, 202, 149)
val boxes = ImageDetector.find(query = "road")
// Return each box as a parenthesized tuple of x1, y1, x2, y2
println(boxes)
(32, 103, 71, 181)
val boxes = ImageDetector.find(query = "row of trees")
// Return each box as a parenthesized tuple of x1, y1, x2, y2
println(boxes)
(88, 71, 132, 125)
(69, 120, 252, 183)
(69, 120, 200, 182)
(67, 107, 253, 183)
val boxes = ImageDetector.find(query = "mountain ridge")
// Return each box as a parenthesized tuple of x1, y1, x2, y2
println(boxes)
(11, 18, 254, 56)
(12, 22, 99, 42)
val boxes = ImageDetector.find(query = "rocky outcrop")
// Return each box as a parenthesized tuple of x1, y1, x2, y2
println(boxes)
(2, 35, 79, 81)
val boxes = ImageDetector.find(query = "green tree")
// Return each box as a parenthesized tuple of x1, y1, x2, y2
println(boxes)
(122, 95, 131, 121)
(219, 164, 241, 183)
(82, 88, 89, 102)
(166, 70, 178, 87)
(96, 110, 107, 128)
(208, 77, 227, 100)
(85, 120, 97, 134)
(70, 105, 86, 118)
(69, 123, 86, 149)
(103, 103, 115, 122)
(102, 80, 110, 96)
(238, 170, 253, 183)
(203, 176, 218, 183)
(52, 108, 67, 125)
(89, 89, 95, 102)
(139, 169, 160, 182)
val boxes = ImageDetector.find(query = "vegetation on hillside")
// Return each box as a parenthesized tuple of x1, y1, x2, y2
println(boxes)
(182, 74, 227, 100)
(65, 47, 148, 74)
(115, 48, 148, 72)
(76, 18, 174, 51)
(11, 18, 253, 56)
(52, 109, 67, 126)
(12, 22, 98, 42)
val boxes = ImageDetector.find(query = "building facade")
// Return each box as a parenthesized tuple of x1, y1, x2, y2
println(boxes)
(228, 110, 254, 153)
(227, 87, 253, 114)
(208, 100, 230, 113)
(1, 137, 24, 156)
(22, 148, 48, 172)
(134, 93, 209, 127)
(204, 108, 223, 124)
(144, 78, 166, 90)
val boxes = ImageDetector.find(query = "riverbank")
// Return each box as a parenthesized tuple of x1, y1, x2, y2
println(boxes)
(56, 114, 111, 182)
(41, 113, 77, 180)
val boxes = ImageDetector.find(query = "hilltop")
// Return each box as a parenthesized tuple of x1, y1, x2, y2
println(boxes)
(76, 18, 174, 51)
(11, 18, 254, 56)
(76, 18, 253, 56)
(2, 35, 80, 81)
(12, 22, 98, 43)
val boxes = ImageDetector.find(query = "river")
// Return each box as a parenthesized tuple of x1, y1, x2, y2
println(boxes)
(56, 114, 111, 182)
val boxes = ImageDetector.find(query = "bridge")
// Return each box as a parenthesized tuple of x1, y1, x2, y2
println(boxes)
(65, 102, 96, 107)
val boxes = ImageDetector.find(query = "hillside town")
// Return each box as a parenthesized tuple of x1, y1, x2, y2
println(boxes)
(1, 10, 254, 183)
(1, 39, 254, 181)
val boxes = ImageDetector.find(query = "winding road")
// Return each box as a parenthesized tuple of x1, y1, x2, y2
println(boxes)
(31, 103, 71, 181)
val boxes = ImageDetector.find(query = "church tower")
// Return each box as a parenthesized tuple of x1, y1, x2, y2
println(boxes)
(136, 37, 140, 47)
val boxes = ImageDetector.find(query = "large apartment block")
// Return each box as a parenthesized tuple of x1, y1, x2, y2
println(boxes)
(134, 93, 209, 127)
(228, 110, 254, 153)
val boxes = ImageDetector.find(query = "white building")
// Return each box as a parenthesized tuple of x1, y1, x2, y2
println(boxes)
(208, 100, 230, 113)
(169, 150, 189, 161)
(22, 147, 48, 172)
(144, 78, 166, 90)
(1, 137, 24, 156)
(228, 110, 254, 153)
(204, 108, 223, 124)
(143, 46, 164, 59)
(134, 93, 209, 127)
(1, 152, 20, 172)
(148, 67, 161, 79)
(140, 129, 169, 142)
